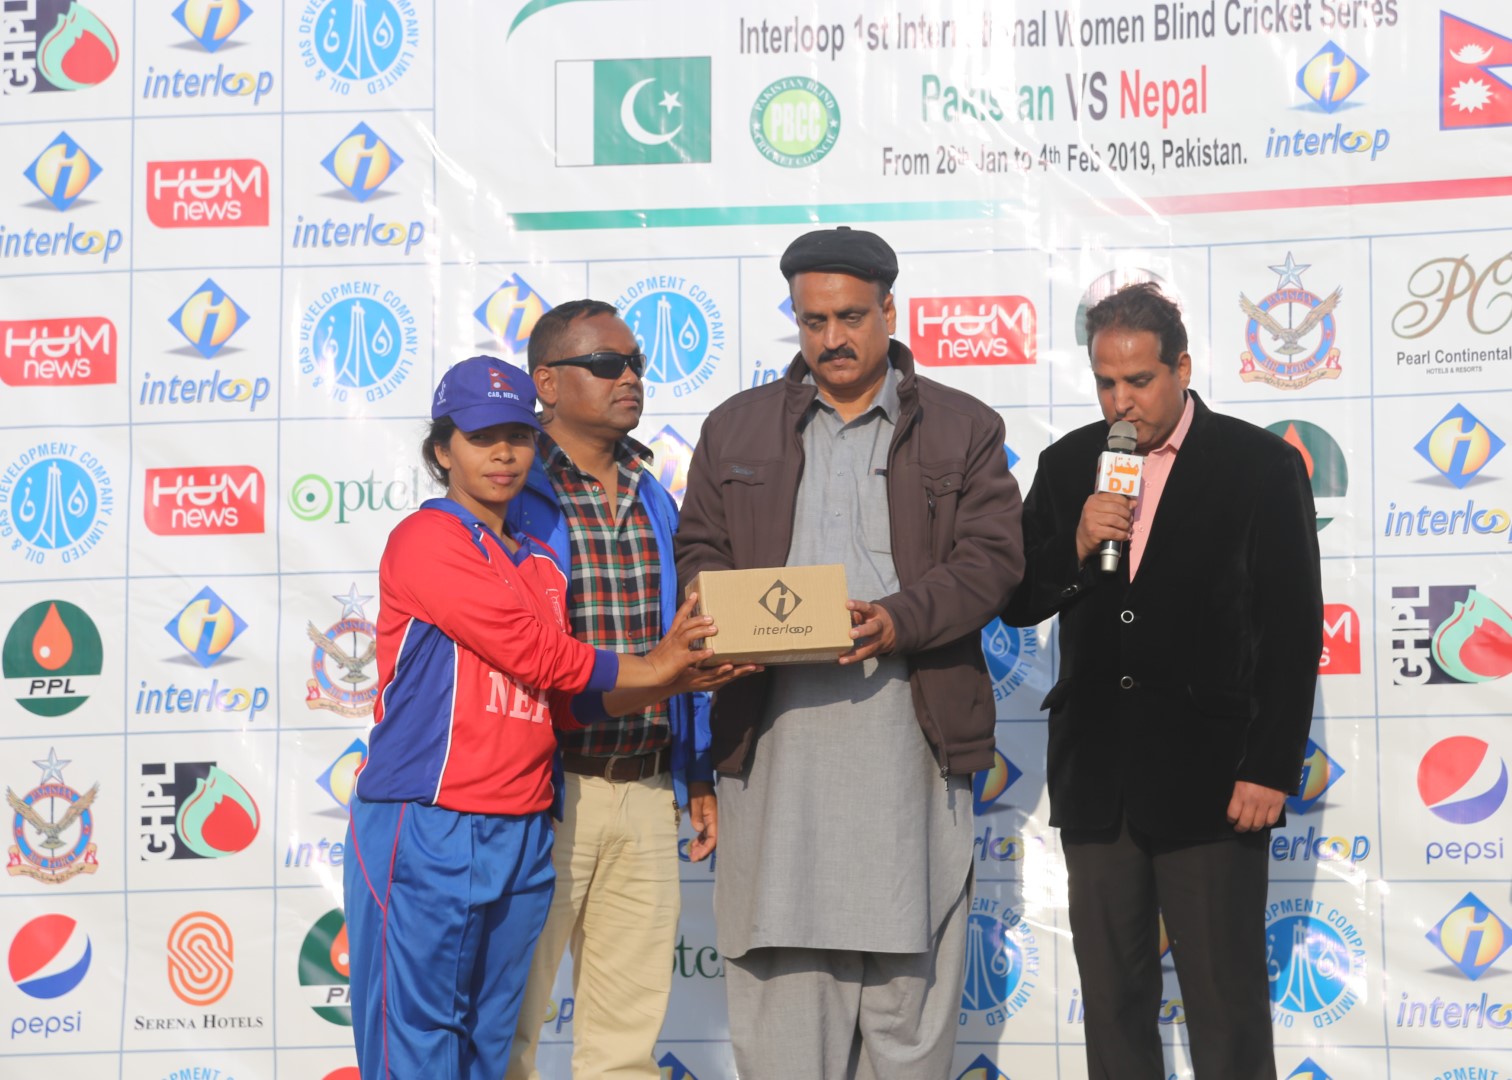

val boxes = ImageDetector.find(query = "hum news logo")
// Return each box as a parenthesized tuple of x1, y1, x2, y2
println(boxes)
(1389, 584, 1512, 686)
(146, 159, 269, 228)
(144, 465, 265, 535)
(0, 317, 115, 387)
(910, 295, 1036, 366)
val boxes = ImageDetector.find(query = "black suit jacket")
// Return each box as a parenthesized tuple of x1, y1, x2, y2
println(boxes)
(1003, 393, 1323, 843)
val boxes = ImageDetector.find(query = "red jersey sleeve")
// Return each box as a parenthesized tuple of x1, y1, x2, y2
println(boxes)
(384, 511, 611, 696)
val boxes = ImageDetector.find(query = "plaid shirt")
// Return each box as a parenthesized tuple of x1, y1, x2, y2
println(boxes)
(540, 433, 670, 758)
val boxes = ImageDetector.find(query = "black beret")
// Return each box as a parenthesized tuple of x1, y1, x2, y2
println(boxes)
(779, 226, 898, 287)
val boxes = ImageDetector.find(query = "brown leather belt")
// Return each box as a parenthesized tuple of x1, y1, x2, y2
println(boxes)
(560, 749, 667, 783)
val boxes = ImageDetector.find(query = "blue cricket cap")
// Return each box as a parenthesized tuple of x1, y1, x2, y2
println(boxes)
(432, 355, 542, 433)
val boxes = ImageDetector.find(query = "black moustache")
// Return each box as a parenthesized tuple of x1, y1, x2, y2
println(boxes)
(820, 349, 856, 362)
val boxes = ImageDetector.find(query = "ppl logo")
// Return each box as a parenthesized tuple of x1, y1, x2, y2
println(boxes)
(172, 0, 252, 52)
(475, 275, 552, 356)
(0, 317, 116, 387)
(166, 911, 233, 1005)
(1288, 739, 1344, 814)
(165, 587, 247, 667)
(8, 915, 91, 999)
(973, 748, 1023, 816)
(1, 1, 119, 95)
(1415, 403, 1504, 488)
(1319, 603, 1359, 674)
(321, 122, 403, 201)
(646, 424, 693, 505)
(299, 909, 352, 1025)
(138, 761, 261, 860)
(1389, 584, 1512, 685)
(1426, 892, 1512, 980)
(1418, 736, 1508, 825)
(910, 296, 1036, 366)
(144, 465, 265, 536)
(1266, 420, 1347, 531)
(24, 132, 101, 211)
(146, 159, 269, 228)
(2, 599, 104, 717)
(170, 280, 248, 359)
(1296, 41, 1369, 112)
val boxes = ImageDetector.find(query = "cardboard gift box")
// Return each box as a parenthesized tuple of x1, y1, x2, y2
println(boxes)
(683, 564, 854, 666)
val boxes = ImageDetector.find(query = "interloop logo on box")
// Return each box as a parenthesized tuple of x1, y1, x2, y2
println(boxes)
(0, 318, 116, 386)
(146, 159, 269, 228)
(910, 296, 1037, 366)
(145, 466, 265, 535)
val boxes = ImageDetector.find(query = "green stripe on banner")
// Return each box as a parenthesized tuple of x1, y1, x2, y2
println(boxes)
(510, 200, 1026, 231)
(509, 0, 628, 39)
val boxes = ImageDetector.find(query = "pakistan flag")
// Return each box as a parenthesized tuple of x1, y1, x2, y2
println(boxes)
(555, 57, 711, 166)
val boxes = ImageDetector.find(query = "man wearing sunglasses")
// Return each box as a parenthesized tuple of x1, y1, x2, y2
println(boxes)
(677, 228, 1025, 1077)
(506, 299, 732, 1079)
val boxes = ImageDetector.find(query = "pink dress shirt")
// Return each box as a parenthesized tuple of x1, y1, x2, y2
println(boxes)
(1128, 393, 1195, 579)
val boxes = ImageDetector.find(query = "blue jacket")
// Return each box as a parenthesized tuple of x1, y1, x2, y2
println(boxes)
(507, 457, 713, 808)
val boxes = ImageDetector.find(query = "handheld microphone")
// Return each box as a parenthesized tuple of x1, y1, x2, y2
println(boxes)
(1095, 420, 1144, 573)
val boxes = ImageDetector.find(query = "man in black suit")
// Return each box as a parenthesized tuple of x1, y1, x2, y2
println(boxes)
(1004, 283, 1322, 1080)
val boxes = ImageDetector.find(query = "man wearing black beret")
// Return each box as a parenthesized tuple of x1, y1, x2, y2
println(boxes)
(677, 227, 1025, 1076)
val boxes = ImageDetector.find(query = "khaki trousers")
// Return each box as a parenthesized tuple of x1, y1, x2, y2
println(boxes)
(507, 770, 681, 1080)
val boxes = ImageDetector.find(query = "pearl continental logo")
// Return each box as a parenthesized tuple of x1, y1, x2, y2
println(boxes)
(3, 600, 103, 717)
(1265, 897, 1368, 1028)
(298, 0, 419, 96)
(750, 77, 840, 167)
(1238, 253, 1343, 390)
(305, 584, 379, 717)
(1, 1, 119, 94)
(298, 281, 418, 401)
(1, 442, 114, 567)
(960, 895, 1039, 1026)
(6, 748, 100, 884)
(617, 276, 726, 400)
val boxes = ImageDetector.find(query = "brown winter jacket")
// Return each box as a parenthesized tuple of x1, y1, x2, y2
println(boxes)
(674, 342, 1025, 777)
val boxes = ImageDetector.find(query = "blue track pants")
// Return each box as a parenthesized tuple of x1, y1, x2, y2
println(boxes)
(344, 795, 554, 1079)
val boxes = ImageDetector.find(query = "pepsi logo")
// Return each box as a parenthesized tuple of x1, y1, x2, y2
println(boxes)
(8, 914, 91, 999)
(1418, 736, 1509, 825)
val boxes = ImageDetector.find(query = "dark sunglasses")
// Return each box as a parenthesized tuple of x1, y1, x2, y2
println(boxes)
(546, 351, 647, 379)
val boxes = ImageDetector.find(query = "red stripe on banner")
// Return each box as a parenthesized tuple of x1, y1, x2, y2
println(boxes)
(1105, 176, 1512, 216)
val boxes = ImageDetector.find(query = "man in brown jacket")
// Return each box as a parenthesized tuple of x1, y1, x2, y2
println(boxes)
(675, 227, 1024, 1077)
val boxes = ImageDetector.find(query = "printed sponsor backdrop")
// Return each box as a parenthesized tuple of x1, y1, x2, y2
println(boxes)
(2, 1, 1509, 1077)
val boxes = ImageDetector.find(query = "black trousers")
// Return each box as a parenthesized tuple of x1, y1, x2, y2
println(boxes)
(1062, 815, 1276, 1080)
